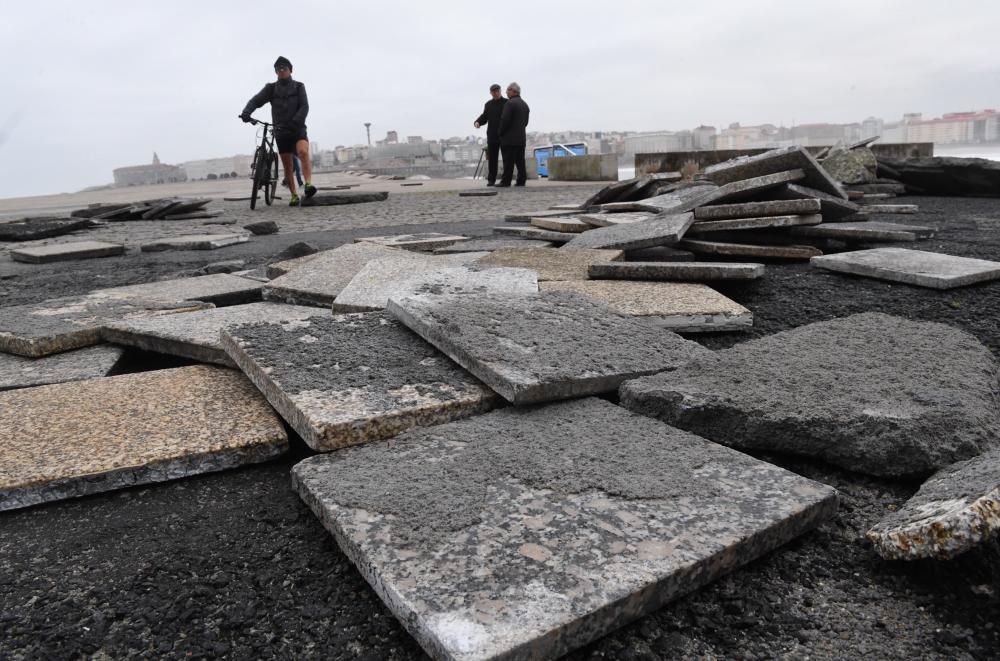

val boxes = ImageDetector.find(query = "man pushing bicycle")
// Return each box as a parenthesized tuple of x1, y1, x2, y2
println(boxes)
(240, 56, 317, 206)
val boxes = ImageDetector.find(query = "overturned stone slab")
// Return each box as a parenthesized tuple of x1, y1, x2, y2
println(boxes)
(0, 365, 287, 512)
(492, 226, 575, 244)
(589, 261, 765, 281)
(300, 191, 389, 206)
(140, 233, 248, 252)
(679, 239, 822, 260)
(387, 291, 709, 405)
(775, 183, 860, 221)
(263, 242, 413, 307)
(695, 198, 822, 221)
(10, 240, 125, 263)
(93, 273, 263, 307)
(577, 212, 655, 227)
(790, 221, 934, 242)
(621, 312, 1000, 477)
(688, 214, 822, 235)
(703, 146, 847, 199)
(530, 217, 590, 233)
(0, 216, 92, 242)
(355, 233, 469, 251)
(539, 281, 752, 333)
(475, 247, 623, 281)
(101, 302, 326, 366)
(812, 247, 1000, 289)
(0, 345, 124, 391)
(564, 213, 695, 251)
(433, 238, 555, 254)
(222, 313, 501, 451)
(867, 451, 1000, 561)
(292, 397, 838, 661)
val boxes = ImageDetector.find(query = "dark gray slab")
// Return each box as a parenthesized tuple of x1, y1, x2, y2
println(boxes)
(589, 261, 764, 281)
(0, 217, 92, 241)
(244, 220, 279, 235)
(811, 248, 1000, 289)
(10, 241, 125, 263)
(300, 191, 389, 206)
(387, 291, 710, 405)
(862, 204, 919, 214)
(678, 239, 822, 260)
(433, 238, 555, 254)
(292, 397, 838, 661)
(694, 198, 822, 221)
(563, 213, 695, 250)
(621, 312, 1000, 477)
(702, 146, 847, 199)
(0, 345, 124, 391)
(867, 450, 1000, 560)
(221, 313, 501, 451)
(459, 190, 497, 197)
(773, 183, 860, 221)
(624, 246, 697, 262)
(140, 234, 248, 252)
(790, 222, 933, 242)
(492, 226, 575, 244)
(687, 214, 822, 234)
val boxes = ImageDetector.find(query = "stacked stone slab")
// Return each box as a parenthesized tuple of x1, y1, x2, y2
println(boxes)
(70, 198, 214, 221)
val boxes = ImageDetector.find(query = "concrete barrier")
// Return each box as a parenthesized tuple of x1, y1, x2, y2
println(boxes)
(548, 154, 619, 181)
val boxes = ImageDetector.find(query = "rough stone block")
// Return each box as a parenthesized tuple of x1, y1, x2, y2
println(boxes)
(331, 254, 489, 312)
(678, 239, 822, 260)
(589, 261, 765, 281)
(811, 247, 1000, 289)
(539, 281, 752, 332)
(243, 220, 279, 235)
(140, 234, 249, 252)
(688, 214, 822, 234)
(386, 291, 710, 405)
(564, 213, 695, 251)
(433, 239, 555, 254)
(475, 247, 623, 281)
(222, 313, 501, 452)
(529, 217, 591, 233)
(694, 198, 822, 221)
(702, 146, 847, 199)
(10, 241, 125, 263)
(355, 233, 469, 251)
(620, 312, 1000, 477)
(0, 345, 124, 392)
(300, 191, 389, 206)
(0, 365, 288, 512)
(791, 221, 934, 242)
(292, 398, 838, 661)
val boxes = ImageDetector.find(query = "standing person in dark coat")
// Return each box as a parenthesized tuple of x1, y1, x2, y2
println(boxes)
(473, 84, 507, 187)
(497, 82, 530, 187)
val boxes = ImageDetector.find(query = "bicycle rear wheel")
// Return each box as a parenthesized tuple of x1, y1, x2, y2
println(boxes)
(264, 152, 279, 205)
(250, 147, 267, 210)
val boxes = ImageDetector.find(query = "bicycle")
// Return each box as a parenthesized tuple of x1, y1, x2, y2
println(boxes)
(241, 116, 279, 209)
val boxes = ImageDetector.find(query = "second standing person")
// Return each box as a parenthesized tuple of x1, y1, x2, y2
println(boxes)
(497, 82, 530, 187)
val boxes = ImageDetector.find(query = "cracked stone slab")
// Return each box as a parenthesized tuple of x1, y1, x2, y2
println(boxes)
(589, 261, 765, 281)
(10, 241, 125, 263)
(0, 365, 288, 512)
(221, 313, 501, 452)
(620, 312, 1000, 477)
(492, 226, 576, 244)
(811, 247, 1000, 289)
(433, 239, 555, 254)
(101, 302, 327, 366)
(774, 183, 860, 221)
(331, 253, 490, 312)
(386, 291, 710, 405)
(140, 233, 249, 252)
(355, 233, 469, 251)
(539, 281, 752, 333)
(703, 146, 847, 199)
(92, 273, 263, 307)
(694, 198, 822, 221)
(678, 239, 822, 260)
(291, 397, 839, 661)
(262, 243, 415, 307)
(474, 247, 624, 281)
(529, 217, 591, 233)
(576, 212, 655, 227)
(564, 213, 695, 251)
(687, 214, 822, 234)
(790, 221, 934, 242)
(867, 451, 1000, 561)
(0, 345, 124, 391)
(0, 216, 92, 241)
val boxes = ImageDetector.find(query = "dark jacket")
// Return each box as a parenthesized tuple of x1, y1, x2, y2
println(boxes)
(499, 96, 529, 146)
(475, 97, 507, 141)
(242, 78, 309, 130)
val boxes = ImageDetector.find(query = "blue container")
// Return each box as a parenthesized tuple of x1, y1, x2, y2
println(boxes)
(533, 143, 587, 177)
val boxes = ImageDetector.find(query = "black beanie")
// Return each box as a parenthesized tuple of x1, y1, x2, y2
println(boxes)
(274, 56, 293, 71)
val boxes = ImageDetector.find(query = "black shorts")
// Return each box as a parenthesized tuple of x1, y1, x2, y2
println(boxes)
(275, 126, 308, 154)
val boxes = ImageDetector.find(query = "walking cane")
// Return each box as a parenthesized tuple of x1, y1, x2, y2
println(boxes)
(473, 146, 486, 180)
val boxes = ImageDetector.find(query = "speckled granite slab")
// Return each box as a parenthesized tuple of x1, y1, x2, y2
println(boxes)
(529, 217, 590, 233)
(0, 365, 288, 511)
(679, 239, 822, 260)
(292, 398, 839, 661)
(387, 291, 710, 405)
(576, 212, 655, 227)
(589, 261, 765, 281)
(92, 273, 263, 306)
(811, 248, 1000, 289)
(433, 239, 555, 254)
(687, 214, 822, 235)
(564, 213, 695, 251)
(101, 302, 326, 366)
(262, 242, 415, 307)
(491, 226, 575, 244)
(539, 281, 753, 333)
(620, 312, 1000, 477)
(0, 345, 124, 391)
(703, 146, 847, 199)
(10, 241, 125, 263)
(355, 233, 469, 251)
(140, 233, 249, 252)
(694, 198, 822, 221)
(791, 221, 934, 242)
(867, 450, 1000, 560)
(474, 247, 623, 281)
(221, 313, 500, 451)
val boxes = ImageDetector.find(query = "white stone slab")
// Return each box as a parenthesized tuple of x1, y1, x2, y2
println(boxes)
(811, 248, 1000, 289)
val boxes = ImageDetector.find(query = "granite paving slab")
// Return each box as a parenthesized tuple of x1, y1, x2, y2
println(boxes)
(10, 241, 125, 263)
(548, 203, 587, 211)
(710, 169, 807, 203)
(491, 226, 575, 244)
(0, 345, 124, 391)
(564, 213, 695, 251)
(433, 238, 555, 254)
(539, 281, 753, 332)
(867, 450, 1000, 561)
(262, 242, 414, 307)
(862, 204, 919, 214)
(608, 184, 719, 214)
(576, 212, 655, 227)
(0, 216, 92, 241)
(505, 209, 583, 222)
(703, 146, 847, 199)
(790, 221, 933, 242)
(694, 198, 822, 221)
(529, 217, 590, 233)
(291, 397, 839, 661)
(300, 191, 389, 206)
(92, 273, 263, 306)
(475, 247, 624, 281)
(811, 247, 1000, 289)
(678, 239, 822, 260)
(140, 233, 249, 252)
(355, 233, 469, 251)
(620, 312, 1000, 477)
(221, 313, 501, 452)
(775, 183, 860, 221)
(386, 291, 710, 405)
(589, 261, 765, 281)
(0, 365, 288, 512)
(687, 214, 822, 234)
(101, 302, 327, 366)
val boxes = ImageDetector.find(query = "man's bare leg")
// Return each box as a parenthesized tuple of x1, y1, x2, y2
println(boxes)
(296, 139, 312, 183)
(280, 153, 298, 196)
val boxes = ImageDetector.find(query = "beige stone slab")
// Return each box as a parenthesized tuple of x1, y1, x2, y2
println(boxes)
(475, 247, 624, 281)
(0, 365, 288, 511)
(539, 281, 752, 332)
(529, 217, 591, 233)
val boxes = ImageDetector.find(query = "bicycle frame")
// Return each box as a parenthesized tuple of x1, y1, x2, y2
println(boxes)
(243, 116, 278, 209)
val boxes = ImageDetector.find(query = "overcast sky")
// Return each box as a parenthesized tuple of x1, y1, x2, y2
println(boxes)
(2, 0, 997, 198)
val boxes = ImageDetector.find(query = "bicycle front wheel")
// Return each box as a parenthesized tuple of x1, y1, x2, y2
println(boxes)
(264, 152, 279, 205)
(250, 147, 267, 210)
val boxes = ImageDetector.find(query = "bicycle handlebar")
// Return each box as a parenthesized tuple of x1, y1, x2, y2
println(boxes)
(239, 115, 272, 127)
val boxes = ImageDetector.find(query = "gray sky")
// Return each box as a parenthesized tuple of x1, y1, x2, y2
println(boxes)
(2, 0, 997, 198)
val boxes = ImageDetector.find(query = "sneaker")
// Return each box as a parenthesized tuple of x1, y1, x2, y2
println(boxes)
(289, 194, 300, 207)
(304, 183, 318, 198)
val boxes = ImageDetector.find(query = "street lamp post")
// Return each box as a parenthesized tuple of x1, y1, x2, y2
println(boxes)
(364, 123, 371, 146)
